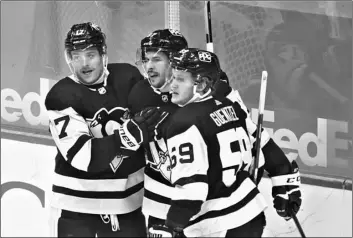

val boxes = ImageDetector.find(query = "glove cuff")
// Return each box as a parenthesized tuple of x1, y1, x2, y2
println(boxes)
(118, 120, 141, 151)
(271, 171, 301, 187)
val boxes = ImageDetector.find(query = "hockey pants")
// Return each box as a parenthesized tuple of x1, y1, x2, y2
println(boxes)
(49, 206, 146, 237)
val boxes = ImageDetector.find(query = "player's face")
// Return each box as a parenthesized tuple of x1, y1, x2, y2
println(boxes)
(143, 51, 171, 88)
(170, 69, 195, 105)
(69, 47, 104, 85)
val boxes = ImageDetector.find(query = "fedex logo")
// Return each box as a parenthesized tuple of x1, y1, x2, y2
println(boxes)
(250, 108, 351, 168)
(1, 78, 56, 127)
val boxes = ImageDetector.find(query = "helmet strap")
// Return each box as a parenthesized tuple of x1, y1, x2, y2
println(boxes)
(178, 86, 212, 107)
(65, 51, 109, 86)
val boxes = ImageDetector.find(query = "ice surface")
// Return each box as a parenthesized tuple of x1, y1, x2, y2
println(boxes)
(1, 138, 352, 237)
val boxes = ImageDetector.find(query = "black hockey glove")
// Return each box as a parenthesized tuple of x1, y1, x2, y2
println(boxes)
(148, 224, 183, 238)
(271, 161, 302, 220)
(119, 107, 169, 151)
(212, 71, 232, 100)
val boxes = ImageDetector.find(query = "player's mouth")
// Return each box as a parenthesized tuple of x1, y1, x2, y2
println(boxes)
(148, 72, 159, 79)
(81, 69, 94, 76)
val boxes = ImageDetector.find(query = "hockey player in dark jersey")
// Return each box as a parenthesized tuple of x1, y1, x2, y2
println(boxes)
(128, 29, 188, 231)
(45, 22, 167, 237)
(148, 48, 302, 237)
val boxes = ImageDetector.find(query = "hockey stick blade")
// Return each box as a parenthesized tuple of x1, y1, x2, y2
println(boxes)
(251, 71, 268, 184)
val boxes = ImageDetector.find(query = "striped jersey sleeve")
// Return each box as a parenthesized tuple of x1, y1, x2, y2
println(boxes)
(45, 81, 127, 173)
(226, 89, 294, 177)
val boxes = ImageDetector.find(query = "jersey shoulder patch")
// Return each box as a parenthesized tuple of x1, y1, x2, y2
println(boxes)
(45, 77, 83, 111)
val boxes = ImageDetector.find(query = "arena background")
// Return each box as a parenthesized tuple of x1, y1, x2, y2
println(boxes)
(1, 2, 352, 236)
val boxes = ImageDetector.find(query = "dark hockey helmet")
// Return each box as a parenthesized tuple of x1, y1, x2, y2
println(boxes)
(136, 29, 188, 64)
(65, 22, 107, 56)
(170, 48, 222, 85)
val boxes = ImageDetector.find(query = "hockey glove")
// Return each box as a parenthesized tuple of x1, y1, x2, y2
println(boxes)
(148, 225, 183, 238)
(271, 161, 302, 220)
(119, 107, 169, 151)
(148, 225, 173, 238)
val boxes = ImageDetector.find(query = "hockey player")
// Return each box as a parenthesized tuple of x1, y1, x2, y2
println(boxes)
(45, 22, 167, 237)
(148, 48, 302, 237)
(128, 29, 188, 231)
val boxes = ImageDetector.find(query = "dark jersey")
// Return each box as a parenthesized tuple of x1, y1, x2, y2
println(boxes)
(164, 95, 268, 237)
(45, 63, 145, 215)
(128, 80, 179, 220)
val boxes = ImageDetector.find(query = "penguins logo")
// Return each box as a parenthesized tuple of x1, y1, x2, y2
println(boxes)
(88, 107, 130, 138)
(147, 139, 172, 181)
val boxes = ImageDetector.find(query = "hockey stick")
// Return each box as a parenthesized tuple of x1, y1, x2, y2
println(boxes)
(251, 72, 306, 238)
(250, 70, 268, 184)
(250, 71, 268, 184)
(290, 208, 306, 238)
(204, 1, 214, 52)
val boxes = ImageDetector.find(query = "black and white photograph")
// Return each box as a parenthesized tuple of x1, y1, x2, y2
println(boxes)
(1, 1, 352, 237)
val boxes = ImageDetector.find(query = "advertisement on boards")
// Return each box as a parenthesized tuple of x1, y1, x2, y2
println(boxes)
(1, 2, 352, 180)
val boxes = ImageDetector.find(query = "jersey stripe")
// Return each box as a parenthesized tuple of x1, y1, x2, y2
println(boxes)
(51, 168, 145, 214)
(67, 134, 92, 163)
(185, 193, 267, 237)
(144, 174, 175, 198)
(142, 197, 170, 220)
(50, 188, 144, 215)
(183, 178, 268, 237)
(52, 182, 143, 199)
(142, 173, 173, 219)
(53, 168, 144, 192)
(172, 182, 208, 201)
(174, 174, 208, 186)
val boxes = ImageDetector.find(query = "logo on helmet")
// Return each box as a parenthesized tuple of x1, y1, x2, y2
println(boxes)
(198, 51, 212, 63)
(74, 29, 85, 36)
(169, 29, 182, 36)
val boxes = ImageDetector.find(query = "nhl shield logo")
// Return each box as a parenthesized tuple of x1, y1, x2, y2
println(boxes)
(98, 87, 106, 94)
(161, 94, 169, 102)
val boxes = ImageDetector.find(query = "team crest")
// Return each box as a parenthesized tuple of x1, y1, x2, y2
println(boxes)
(161, 94, 169, 102)
(98, 87, 106, 94)
(110, 154, 129, 173)
(147, 139, 172, 181)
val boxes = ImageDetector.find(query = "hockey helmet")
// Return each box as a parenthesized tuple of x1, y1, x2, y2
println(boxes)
(170, 48, 222, 85)
(65, 22, 107, 55)
(136, 29, 188, 64)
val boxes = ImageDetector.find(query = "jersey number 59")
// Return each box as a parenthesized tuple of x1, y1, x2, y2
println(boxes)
(217, 127, 252, 187)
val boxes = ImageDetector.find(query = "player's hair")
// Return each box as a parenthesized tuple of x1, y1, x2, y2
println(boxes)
(65, 22, 107, 57)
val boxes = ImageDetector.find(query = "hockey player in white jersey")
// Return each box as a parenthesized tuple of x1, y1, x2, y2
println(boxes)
(45, 22, 167, 237)
(148, 48, 302, 237)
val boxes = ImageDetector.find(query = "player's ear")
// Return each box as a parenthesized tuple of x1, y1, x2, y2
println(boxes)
(196, 76, 209, 93)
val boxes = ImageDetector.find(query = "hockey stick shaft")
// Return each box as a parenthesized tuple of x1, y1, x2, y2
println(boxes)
(290, 209, 306, 238)
(204, 1, 214, 52)
(251, 70, 268, 184)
